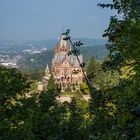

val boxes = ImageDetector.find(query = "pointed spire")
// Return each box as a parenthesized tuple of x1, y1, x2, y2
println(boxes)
(59, 33, 69, 49)
(45, 64, 50, 76)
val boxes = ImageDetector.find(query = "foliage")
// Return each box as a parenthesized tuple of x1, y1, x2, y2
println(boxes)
(80, 83, 90, 94)
(86, 56, 104, 86)
(23, 69, 45, 81)
(95, 0, 140, 139)
(60, 91, 83, 97)
(0, 66, 31, 139)
(86, 56, 98, 82)
(47, 75, 56, 93)
(61, 2, 140, 137)
(0, 66, 89, 139)
(59, 97, 89, 140)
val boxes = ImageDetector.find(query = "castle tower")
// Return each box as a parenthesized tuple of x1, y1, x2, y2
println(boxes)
(41, 64, 51, 89)
(52, 33, 84, 92)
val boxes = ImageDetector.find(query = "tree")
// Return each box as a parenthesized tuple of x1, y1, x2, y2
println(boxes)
(97, 0, 140, 139)
(60, 98, 89, 140)
(86, 56, 98, 83)
(0, 66, 31, 139)
(47, 75, 56, 93)
(61, 1, 140, 137)
(62, 29, 117, 139)
(30, 74, 62, 139)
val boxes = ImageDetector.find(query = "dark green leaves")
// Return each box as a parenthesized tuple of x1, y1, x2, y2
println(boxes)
(74, 41, 83, 47)
(68, 49, 80, 56)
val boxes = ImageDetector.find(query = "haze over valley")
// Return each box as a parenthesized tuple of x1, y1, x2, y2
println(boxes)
(0, 38, 107, 70)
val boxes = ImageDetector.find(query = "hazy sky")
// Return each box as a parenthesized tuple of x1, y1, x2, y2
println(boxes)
(0, 0, 115, 40)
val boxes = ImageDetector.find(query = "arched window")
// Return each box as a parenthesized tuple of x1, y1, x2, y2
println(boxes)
(67, 77, 70, 81)
(61, 76, 64, 81)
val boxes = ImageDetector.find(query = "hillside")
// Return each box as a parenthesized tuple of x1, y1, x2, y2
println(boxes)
(18, 45, 108, 72)
(81, 45, 108, 61)
(18, 50, 53, 70)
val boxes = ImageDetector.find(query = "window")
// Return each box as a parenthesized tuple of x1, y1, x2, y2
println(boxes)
(67, 77, 70, 81)
(61, 76, 64, 81)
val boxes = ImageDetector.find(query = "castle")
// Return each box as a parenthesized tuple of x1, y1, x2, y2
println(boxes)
(39, 33, 84, 92)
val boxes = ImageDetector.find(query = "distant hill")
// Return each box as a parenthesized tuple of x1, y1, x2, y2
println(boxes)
(73, 38, 107, 46)
(18, 44, 108, 72)
(81, 45, 108, 61)
(18, 50, 53, 71)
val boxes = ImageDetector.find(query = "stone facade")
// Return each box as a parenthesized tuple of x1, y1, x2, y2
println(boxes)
(51, 33, 83, 92)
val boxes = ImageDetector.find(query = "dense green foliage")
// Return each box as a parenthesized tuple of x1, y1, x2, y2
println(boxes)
(91, 0, 140, 139)
(86, 56, 119, 89)
(86, 56, 100, 83)
(0, 67, 89, 139)
(0, 66, 30, 139)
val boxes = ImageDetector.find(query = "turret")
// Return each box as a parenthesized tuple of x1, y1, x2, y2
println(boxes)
(45, 64, 50, 76)
(54, 33, 71, 55)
